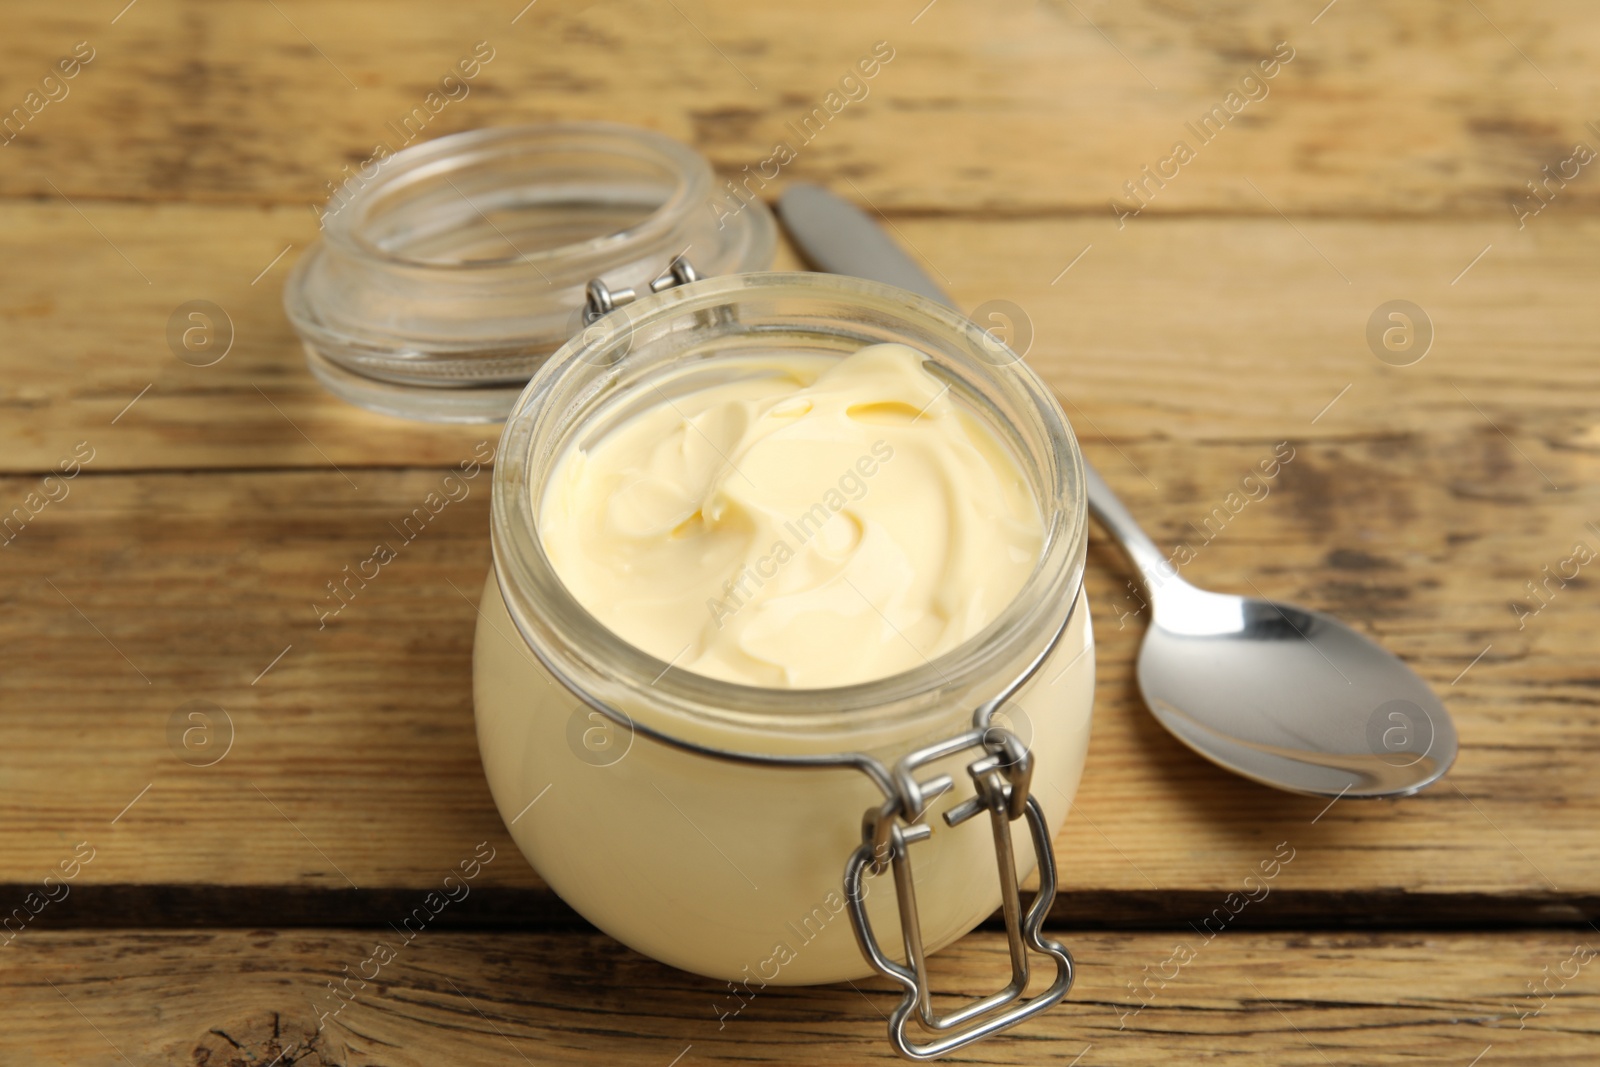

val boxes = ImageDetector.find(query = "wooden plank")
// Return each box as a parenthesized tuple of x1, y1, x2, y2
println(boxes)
(2, 206, 1595, 473)
(1, 458, 1595, 918)
(6, 1, 1593, 1061)
(2, 0, 1598, 217)
(5, 928, 1593, 1064)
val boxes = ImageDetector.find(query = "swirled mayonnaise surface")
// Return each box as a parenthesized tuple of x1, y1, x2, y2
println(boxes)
(539, 342, 1043, 688)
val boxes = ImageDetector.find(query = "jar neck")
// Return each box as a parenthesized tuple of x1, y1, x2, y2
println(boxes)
(489, 272, 1088, 755)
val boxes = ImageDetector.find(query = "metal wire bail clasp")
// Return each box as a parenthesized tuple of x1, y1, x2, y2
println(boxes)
(583, 256, 700, 325)
(843, 724, 1075, 1060)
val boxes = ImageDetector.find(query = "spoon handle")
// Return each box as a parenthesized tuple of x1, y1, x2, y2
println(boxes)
(1081, 461, 1173, 597)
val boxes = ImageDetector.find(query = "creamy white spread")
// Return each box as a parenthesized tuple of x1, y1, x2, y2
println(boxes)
(539, 342, 1043, 688)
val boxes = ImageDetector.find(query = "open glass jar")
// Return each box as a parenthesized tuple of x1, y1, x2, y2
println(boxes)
(283, 123, 775, 422)
(476, 271, 1095, 1059)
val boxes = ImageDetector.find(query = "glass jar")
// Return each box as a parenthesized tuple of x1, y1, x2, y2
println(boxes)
(283, 123, 776, 422)
(475, 271, 1095, 1057)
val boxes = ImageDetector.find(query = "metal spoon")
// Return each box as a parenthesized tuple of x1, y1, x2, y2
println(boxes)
(777, 183, 1457, 798)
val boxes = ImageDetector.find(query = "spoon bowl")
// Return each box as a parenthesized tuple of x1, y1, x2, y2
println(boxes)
(1138, 582, 1456, 797)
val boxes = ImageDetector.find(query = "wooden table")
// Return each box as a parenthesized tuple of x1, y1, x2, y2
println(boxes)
(3, 1, 1597, 1063)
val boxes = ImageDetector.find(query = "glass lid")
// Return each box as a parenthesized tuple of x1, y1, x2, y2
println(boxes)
(283, 122, 776, 422)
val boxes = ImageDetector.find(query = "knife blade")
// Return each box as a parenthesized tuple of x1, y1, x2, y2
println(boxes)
(776, 184, 959, 311)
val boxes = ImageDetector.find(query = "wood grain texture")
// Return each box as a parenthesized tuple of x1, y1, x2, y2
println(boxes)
(6, 928, 1595, 1065)
(0, 460, 1594, 918)
(4, 0, 1600, 1060)
(3, 207, 1596, 473)
(2, 0, 1598, 217)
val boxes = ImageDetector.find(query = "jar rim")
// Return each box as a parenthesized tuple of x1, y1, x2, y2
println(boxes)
(320, 122, 711, 274)
(489, 271, 1089, 742)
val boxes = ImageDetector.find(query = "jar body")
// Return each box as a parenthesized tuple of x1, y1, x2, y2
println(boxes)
(475, 272, 1094, 986)
(474, 569, 1094, 984)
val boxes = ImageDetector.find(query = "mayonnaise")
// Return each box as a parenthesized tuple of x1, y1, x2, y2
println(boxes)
(539, 342, 1044, 688)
